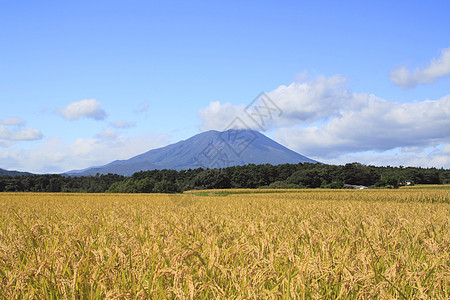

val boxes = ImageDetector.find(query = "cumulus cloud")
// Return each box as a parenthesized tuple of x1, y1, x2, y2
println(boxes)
(199, 75, 353, 131)
(198, 101, 247, 131)
(390, 47, 450, 89)
(443, 144, 450, 154)
(0, 118, 43, 146)
(324, 147, 450, 169)
(199, 74, 450, 168)
(0, 132, 170, 174)
(110, 120, 136, 129)
(275, 94, 450, 158)
(96, 129, 119, 139)
(2, 117, 26, 126)
(8, 127, 43, 141)
(57, 99, 108, 121)
(267, 75, 354, 124)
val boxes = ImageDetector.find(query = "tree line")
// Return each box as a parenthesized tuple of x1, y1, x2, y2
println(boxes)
(1, 163, 449, 193)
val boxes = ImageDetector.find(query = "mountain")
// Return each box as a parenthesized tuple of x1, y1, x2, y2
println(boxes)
(0, 168, 32, 177)
(66, 129, 319, 176)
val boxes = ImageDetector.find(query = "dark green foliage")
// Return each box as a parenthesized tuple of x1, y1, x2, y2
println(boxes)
(191, 169, 231, 190)
(342, 163, 375, 186)
(152, 179, 179, 193)
(375, 174, 401, 188)
(287, 169, 322, 188)
(321, 181, 344, 189)
(0, 163, 447, 193)
(0, 173, 125, 193)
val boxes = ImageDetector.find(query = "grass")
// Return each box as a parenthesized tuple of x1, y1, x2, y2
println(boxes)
(0, 188, 448, 298)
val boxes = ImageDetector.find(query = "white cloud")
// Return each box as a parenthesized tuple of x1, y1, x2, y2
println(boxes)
(2, 117, 26, 126)
(322, 147, 450, 169)
(9, 127, 43, 141)
(275, 94, 450, 158)
(198, 101, 248, 131)
(57, 99, 108, 121)
(0, 124, 43, 145)
(390, 47, 450, 89)
(96, 129, 119, 139)
(0, 132, 170, 174)
(442, 144, 450, 154)
(110, 120, 136, 129)
(199, 75, 353, 131)
(199, 75, 450, 168)
(267, 75, 353, 125)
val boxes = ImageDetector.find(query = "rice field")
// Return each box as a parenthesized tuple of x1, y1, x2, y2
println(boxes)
(0, 187, 449, 299)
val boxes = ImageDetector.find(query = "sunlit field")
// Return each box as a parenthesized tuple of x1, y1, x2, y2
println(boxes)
(0, 188, 448, 298)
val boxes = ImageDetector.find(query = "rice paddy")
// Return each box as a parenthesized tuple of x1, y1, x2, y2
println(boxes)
(0, 187, 448, 299)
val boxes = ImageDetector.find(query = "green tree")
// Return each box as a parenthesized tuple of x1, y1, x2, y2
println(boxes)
(135, 178, 156, 193)
(153, 180, 178, 193)
(192, 169, 231, 189)
(287, 169, 321, 188)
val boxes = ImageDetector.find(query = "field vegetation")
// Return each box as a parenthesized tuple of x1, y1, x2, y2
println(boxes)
(0, 187, 448, 298)
(1, 162, 449, 193)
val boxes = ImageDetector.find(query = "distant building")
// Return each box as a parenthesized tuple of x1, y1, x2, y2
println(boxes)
(399, 180, 415, 187)
(344, 184, 369, 189)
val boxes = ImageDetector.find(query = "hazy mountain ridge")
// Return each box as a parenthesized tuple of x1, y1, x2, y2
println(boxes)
(0, 168, 32, 177)
(66, 129, 319, 176)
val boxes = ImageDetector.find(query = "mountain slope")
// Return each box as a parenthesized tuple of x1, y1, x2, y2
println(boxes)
(67, 129, 318, 176)
(0, 168, 32, 177)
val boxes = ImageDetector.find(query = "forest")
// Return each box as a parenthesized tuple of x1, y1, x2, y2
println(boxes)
(0, 162, 448, 193)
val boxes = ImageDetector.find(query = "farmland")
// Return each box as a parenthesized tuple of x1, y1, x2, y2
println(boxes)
(0, 187, 449, 298)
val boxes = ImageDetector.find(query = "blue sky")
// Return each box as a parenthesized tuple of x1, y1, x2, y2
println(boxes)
(1, 0, 450, 173)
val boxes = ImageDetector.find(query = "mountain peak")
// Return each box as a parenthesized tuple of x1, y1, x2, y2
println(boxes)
(67, 129, 318, 176)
